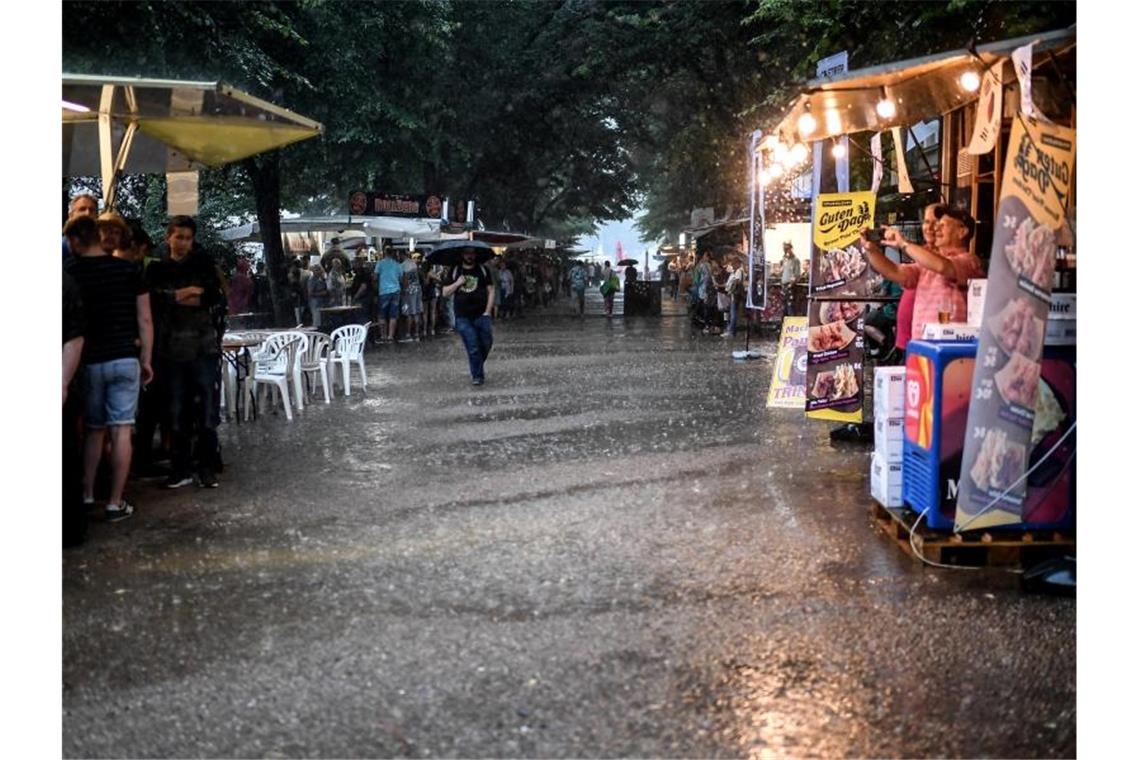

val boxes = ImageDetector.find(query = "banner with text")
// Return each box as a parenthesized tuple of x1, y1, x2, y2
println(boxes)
(767, 318, 809, 408)
(954, 116, 1075, 530)
(805, 192, 877, 423)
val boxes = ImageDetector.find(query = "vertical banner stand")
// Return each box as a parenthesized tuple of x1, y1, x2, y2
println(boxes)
(735, 129, 766, 361)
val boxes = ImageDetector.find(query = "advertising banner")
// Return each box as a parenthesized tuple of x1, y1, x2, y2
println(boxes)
(746, 131, 767, 310)
(805, 192, 876, 422)
(954, 116, 1075, 530)
(349, 191, 475, 224)
(967, 62, 1004, 155)
(767, 318, 809, 408)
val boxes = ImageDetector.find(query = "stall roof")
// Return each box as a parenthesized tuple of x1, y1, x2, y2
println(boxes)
(220, 215, 445, 243)
(770, 27, 1075, 141)
(63, 73, 323, 174)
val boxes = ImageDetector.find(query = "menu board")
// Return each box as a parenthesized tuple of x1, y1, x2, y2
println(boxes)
(805, 192, 877, 423)
(954, 117, 1075, 531)
(767, 317, 808, 408)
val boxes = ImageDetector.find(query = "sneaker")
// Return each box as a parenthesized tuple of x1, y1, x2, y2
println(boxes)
(198, 470, 219, 489)
(398, 336, 415, 343)
(472, 377, 484, 386)
(104, 501, 135, 522)
(164, 474, 194, 489)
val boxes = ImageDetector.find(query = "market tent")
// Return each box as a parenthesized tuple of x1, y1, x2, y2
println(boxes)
(63, 73, 323, 208)
(219, 215, 444, 243)
(769, 27, 1075, 141)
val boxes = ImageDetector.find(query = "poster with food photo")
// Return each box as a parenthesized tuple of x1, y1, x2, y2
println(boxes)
(805, 192, 876, 422)
(954, 116, 1075, 531)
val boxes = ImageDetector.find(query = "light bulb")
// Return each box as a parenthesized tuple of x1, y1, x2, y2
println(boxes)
(769, 162, 785, 178)
(825, 108, 842, 135)
(876, 97, 896, 119)
(758, 169, 771, 187)
(960, 70, 981, 92)
(773, 141, 790, 162)
(831, 142, 847, 159)
(789, 142, 808, 165)
(797, 112, 817, 138)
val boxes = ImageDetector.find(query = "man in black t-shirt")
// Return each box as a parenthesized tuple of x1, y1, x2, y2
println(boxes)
(64, 216, 153, 522)
(441, 249, 497, 385)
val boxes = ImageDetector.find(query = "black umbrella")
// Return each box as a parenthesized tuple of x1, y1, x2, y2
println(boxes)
(616, 258, 638, 267)
(425, 240, 496, 268)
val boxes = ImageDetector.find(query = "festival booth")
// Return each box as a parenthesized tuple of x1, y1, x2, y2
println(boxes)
(754, 28, 1076, 567)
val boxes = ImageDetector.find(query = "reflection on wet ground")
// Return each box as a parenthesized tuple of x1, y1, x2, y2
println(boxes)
(63, 293, 1075, 758)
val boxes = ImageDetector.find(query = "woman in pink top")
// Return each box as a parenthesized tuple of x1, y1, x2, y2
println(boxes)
(861, 204, 984, 344)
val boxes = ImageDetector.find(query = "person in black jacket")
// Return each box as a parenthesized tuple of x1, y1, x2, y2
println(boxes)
(145, 216, 225, 489)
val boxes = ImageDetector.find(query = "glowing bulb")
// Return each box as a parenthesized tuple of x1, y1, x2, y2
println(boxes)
(825, 108, 842, 135)
(758, 169, 771, 187)
(773, 142, 790, 162)
(789, 142, 808, 165)
(876, 97, 896, 119)
(769, 162, 785, 178)
(960, 70, 981, 93)
(797, 112, 817, 138)
(831, 142, 847, 159)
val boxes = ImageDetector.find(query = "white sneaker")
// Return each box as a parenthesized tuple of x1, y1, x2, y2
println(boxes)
(105, 500, 135, 522)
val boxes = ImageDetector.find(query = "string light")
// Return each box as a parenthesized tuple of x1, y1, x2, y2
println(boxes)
(831, 141, 847, 159)
(825, 108, 842, 135)
(960, 70, 981, 92)
(769, 162, 785, 178)
(789, 142, 808, 165)
(797, 111, 817, 139)
(758, 169, 771, 187)
(876, 87, 897, 119)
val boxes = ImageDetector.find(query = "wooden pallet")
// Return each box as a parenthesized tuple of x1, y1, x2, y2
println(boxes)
(871, 502, 1076, 568)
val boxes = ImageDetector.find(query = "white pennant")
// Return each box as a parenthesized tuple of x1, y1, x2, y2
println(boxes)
(967, 61, 1004, 155)
(871, 132, 882, 192)
(891, 126, 913, 193)
(1012, 43, 1051, 123)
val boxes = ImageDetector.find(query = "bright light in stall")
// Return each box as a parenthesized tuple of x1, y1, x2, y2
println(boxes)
(758, 169, 771, 187)
(773, 141, 790, 163)
(825, 108, 842, 135)
(768, 162, 784, 178)
(959, 70, 981, 92)
(876, 96, 897, 119)
(789, 142, 808, 165)
(831, 142, 847, 159)
(797, 112, 817, 138)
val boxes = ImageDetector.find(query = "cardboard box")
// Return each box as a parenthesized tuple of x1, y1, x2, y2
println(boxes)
(871, 452, 903, 508)
(1048, 292, 1076, 321)
(874, 416, 904, 462)
(967, 279, 987, 326)
(873, 366, 906, 420)
(1044, 319, 1077, 346)
(921, 322, 980, 341)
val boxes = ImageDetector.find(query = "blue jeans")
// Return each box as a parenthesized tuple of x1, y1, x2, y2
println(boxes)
(83, 357, 140, 428)
(454, 315, 493, 380)
(727, 301, 738, 335)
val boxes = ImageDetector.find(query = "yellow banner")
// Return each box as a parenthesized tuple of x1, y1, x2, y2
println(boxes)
(812, 191, 876, 251)
(766, 318, 808, 408)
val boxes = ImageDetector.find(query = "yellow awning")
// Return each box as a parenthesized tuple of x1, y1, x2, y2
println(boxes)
(135, 117, 321, 167)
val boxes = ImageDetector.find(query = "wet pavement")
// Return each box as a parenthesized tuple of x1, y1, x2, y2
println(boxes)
(63, 290, 1075, 758)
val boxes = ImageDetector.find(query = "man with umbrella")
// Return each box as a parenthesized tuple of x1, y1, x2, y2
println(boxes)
(436, 243, 496, 386)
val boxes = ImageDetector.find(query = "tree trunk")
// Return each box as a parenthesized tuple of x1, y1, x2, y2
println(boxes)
(244, 153, 291, 326)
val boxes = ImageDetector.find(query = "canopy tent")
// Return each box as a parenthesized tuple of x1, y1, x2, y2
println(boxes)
(219, 215, 444, 243)
(63, 73, 323, 209)
(769, 27, 1075, 143)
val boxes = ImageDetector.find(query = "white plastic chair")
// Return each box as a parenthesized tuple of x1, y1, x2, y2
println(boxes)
(248, 332, 305, 420)
(299, 332, 333, 404)
(329, 323, 370, 396)
(274, 330, 310, 413)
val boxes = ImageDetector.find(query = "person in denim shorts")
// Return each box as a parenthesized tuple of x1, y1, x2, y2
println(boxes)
(64, 215, 154, 522)
(373, 246, 403, 343)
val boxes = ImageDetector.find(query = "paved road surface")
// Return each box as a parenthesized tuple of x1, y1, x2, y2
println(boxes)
(63, 291, 1075, 758)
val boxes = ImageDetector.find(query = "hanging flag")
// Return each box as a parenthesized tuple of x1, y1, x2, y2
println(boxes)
(891, 127, 913, 193)
(967, 61, 1004, 155)
(1012, 43, 1051, 123)
(871, 132, 883, 192)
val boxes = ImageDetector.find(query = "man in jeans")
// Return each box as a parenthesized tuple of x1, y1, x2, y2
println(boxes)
(145, 216, 225, 489)
(441, 248, 496, 386)
(64, 216, 154, 521)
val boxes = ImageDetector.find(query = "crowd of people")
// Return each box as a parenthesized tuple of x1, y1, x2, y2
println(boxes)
(667, 249, 749, 336)
(63, 195, 227, 546)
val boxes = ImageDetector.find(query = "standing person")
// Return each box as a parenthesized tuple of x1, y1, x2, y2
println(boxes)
(569, 260, 587, 317)
(864, 205, 983, 340)
(600, 262, 619, 317)
(63, 193, 100, 258)
(421, 255, 440, 337)
(64, 216, 154, 521)
(327, 257, 347, 308)
(63, 265, 87, 545)
(306, 263, 330, 329)
(352, 254, 377, 327)
(433, 262, 455, 334)
(587, 261, 596, 287)
(441, 248, 496, 386)
(145, 216, 225, 489)
(780, 242, 802, 318)
(499, 259, 515, 319)
(252, 260, 271, 314)
(399, 250, 424, 342)
(723, 257, 745, 337)
(227, 259, 255, 315)
(371, 248, 403, 344)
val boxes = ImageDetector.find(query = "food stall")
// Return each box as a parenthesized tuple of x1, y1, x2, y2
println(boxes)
(751, 27, 1076, 558)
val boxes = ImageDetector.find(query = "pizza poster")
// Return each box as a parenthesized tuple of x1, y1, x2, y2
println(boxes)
(767, 317, 808, 409)
(954, 117, 1075, 531)
(805, 192, 876, 422)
